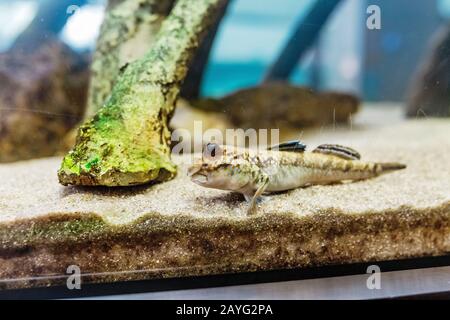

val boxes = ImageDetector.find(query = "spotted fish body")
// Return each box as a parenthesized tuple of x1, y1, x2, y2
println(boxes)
(188, 141, 406, 215)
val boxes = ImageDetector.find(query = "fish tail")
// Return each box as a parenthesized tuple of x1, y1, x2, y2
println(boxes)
(375, 162, 407, 175)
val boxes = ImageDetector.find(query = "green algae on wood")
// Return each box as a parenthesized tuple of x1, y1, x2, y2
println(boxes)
(58, 0, 226, 186)
(84, 0, 175, 119)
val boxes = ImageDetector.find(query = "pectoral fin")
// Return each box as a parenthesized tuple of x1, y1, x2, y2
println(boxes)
(268, 140, 306, 153)
(244, 176, 269, 216)
(313, 144, 361, 160)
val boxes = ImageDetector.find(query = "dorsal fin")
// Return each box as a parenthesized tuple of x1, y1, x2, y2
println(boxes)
(268, 140, 306, 153)
(313, 144, 361, 160)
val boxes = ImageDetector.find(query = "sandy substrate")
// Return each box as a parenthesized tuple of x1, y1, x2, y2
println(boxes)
(0, 107, 449, 289)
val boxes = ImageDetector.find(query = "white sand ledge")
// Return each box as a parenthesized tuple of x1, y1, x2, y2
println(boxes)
(0, 116, 449, 290)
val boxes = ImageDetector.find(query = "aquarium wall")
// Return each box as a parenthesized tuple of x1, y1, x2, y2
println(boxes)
(2, 0, 449, 100)
(0, 0, 449, 298)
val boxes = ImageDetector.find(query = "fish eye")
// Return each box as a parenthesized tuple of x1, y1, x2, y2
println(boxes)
(204, 143, 221, 159)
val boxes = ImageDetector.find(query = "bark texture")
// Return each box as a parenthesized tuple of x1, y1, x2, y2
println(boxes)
(59, 0, 227, 186)
(84, 0, 175, 119)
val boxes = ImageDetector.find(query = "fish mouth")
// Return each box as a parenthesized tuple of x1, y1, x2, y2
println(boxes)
(190, 172, 208, 185)
(187, 163, 202, 176)
(187, 164, 209, 185)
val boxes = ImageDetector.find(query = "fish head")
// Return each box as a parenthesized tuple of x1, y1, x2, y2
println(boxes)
(188, 143, 255, 192)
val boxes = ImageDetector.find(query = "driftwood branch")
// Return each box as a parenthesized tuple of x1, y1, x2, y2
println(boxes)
(12, 0, 88, 50)
(84, 0, 175, 119)
(180, 0, 230, 100)
(263, 0, 342, 82)
(59, 0, 228, 187)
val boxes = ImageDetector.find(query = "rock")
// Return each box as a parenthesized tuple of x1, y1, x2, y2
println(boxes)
(0, 106, 448, 290)
(0, 40, 89, 163)
(192, 83, 360, 129)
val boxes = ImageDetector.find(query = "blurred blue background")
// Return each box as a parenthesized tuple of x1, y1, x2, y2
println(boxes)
(1, 0, 448, 100)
